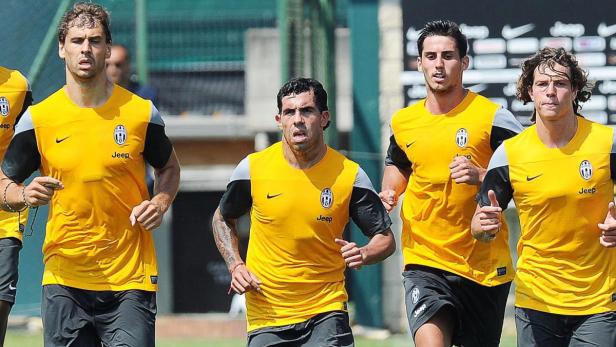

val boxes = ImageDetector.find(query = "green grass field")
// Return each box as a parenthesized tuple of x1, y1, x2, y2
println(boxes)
(6, 330, 517, 346)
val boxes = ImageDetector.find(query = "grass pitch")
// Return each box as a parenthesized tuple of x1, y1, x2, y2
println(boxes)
(6, 330, 517, 346)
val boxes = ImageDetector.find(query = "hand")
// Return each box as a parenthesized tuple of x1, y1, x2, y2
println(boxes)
(23, 176, 63, 207)
(129, 200, 163, 230)
(378, 189, 398, 213)
(449, 156, 484, 185)
(334, 238, 365, 270)
(472, 190, 502, 242)
(229, 263, 262, 294)
(598, 201, 616, 248)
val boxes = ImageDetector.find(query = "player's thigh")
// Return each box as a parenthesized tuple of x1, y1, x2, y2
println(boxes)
(515, 307, 568, 347)
(450, 276, 511, 347)
(570, 311, 616, 347)
(42, 284, 98, 347)
(305, 311, 354, 347)
(0, 237, 21, 305)
(402, 266, 458, 341)
(96, 290, 156, 347)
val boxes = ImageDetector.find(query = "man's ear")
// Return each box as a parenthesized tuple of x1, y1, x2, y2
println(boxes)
(529, 86, 534, 102)
(58, 41, 65, 59)
(461, 55, 469, 71)
(320, 110, 330, 128)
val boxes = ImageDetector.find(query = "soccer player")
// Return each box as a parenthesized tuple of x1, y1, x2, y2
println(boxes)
(0, 66, 31, 345)
(472, 47, 616, 346)
(0, 3, 180, 346)
(380, 20, 523, 347)
(212, 77, 395, 346)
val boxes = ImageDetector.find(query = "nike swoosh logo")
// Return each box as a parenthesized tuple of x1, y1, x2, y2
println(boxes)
(55, 136, 70, 143)
(502, 24, 535, 39)
(526, 174, 543, 181)
(267, 193, 282, 199)
(598, 23, 616, 37)
(405, 141, 416, 148)
(8, 283, 16, 291)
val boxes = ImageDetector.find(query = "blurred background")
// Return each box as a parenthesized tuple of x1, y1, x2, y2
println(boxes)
(2, 0, 615, 345)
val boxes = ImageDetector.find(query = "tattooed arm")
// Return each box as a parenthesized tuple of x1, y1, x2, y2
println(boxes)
(212, 207, 261, 294)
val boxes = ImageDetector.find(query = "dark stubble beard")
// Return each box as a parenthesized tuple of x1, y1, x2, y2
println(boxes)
(428, 83, 453, 95)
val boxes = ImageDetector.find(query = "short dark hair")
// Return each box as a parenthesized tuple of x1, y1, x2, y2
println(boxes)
(58, 2, 112, 44)
(277, 78, 330, 129)
(516, 47, 592, 121)
(417, 20, 468, 57)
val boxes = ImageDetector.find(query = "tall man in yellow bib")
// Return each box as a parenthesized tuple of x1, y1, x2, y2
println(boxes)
(212, 78, 396, 346)
(0, 3, 180, 346)
(473, 47, 616, 347)
(380, 20, 523, 347)
(0, 66, 31, 346)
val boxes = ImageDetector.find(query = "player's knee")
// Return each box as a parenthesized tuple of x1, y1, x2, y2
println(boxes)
(415, 307, 456, 347)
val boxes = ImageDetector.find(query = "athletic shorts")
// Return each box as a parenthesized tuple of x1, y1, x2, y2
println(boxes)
(515, 307, 616, 347)
(403, 265, 511, 347)
(247, 310, 354, 347)
(0, 238, 21, 304)
(42, 284, 156, 347)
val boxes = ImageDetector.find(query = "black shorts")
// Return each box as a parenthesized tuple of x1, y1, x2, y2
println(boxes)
(0, 238, 21, 304)
(403, 265, 511, 347)
(515, 307, 616, 347)
(42, 284, 156, 347)
(247, 310, 354, 347)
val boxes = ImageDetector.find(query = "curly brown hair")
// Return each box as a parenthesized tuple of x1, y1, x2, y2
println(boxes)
(516, 47, 592, 120)
(58, 2, 111, 44)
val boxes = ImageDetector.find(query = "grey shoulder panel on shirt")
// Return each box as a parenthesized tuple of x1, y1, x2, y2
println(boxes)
(354, 166, 376, 193)
(487, 143, 509, 171)
(14, 108, 33, 135)
(229, 157, 250, 182)
(493, 108, 524, 133)
(149, 102, 165, 126)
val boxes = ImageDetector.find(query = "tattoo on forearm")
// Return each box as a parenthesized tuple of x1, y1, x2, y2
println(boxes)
(212, 210, 242, 269)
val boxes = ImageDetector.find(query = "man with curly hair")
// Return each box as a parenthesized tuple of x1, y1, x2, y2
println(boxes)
(473, 47, 616, 346)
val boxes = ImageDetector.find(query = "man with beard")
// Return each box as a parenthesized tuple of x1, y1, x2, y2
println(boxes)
(213, 78, 395, 346)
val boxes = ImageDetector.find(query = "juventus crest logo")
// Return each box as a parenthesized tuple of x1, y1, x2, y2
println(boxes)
(0, 97, 9, 117)
(579, 160, 592, 180)
(320, 188, 333, 208)
(114, 125, 127, 145)
(455, 128, 468, 148)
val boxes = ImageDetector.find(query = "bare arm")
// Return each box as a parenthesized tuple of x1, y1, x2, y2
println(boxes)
(130, 149, 180, 230)
(335, 229, 396, 269)
(212, 207, 261, 293)
(212, 207, 243, 270)
(379, 165, 410, 212)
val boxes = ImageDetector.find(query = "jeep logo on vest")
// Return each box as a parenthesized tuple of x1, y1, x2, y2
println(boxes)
(114, 124, 127, 145)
